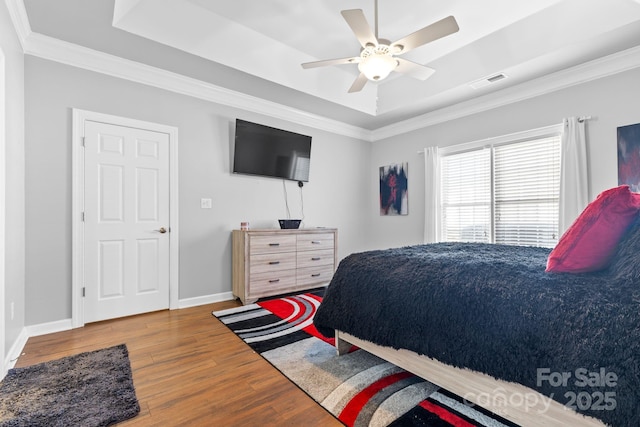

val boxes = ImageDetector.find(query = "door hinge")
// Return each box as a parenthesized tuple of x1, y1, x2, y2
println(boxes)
(82, 287, 85, 297)
(81, 136, 86, 147)
(81, 212, 85, 222)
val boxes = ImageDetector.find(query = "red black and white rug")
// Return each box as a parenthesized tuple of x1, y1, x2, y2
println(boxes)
(213, 290, 520, 427)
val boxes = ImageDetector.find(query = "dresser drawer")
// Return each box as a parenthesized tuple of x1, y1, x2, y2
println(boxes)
(233, 228, 337, 305)
(296, 249, 334, 269)
(249, 270, 296, 297)
(296, 265, 334, 288)
(297, 233, 335, 251)
(249, 234, 296, 255)
(250, 252, 297, 274)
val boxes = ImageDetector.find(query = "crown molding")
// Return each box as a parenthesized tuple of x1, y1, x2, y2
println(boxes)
(7, 0, 640, 143)
(24, 32, 373, 141)
(4, 0, 31, 51)
(7, 0, 372, 141)
(372, 45, 640, 141)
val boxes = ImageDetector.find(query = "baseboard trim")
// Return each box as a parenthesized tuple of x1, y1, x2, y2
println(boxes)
(20, 293, 235, 339)
(26, 318, 74, 338)
(3, 327, 29, 375)
(178, 291, 235, 309)
(2, 293, 235, 378)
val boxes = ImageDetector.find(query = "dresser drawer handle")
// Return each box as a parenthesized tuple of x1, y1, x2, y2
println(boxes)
(311, 257, 321, 261)
(311, 241, 321, 244)
(269, 243, 280, 247)
(311, 273, 321, 277)
(269, 261, 280, 265)
(268, 279, 280, 283)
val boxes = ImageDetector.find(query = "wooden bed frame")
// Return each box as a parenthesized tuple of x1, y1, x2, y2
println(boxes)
(335, 330, 606, 427)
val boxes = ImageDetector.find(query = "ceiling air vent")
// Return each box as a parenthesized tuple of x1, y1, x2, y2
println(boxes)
(469, 73, 508, 89)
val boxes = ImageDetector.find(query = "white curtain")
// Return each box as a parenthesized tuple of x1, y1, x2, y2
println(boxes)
(559, 117, 589, 234)
(423, 146, 440, 243)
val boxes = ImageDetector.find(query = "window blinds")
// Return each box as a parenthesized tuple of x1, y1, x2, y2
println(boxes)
(441, 149, 491, 243)
(494, 137, 561, 247)
(440, 135, 561, 248)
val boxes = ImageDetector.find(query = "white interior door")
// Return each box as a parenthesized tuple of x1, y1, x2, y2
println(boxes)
(83, 120, 170, 323)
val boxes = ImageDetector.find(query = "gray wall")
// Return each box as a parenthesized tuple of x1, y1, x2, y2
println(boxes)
(1, 1, 26, 363)
(18, 32, 640, 332)
(367, 68, 640, 249)
(24, 56, 371, 326)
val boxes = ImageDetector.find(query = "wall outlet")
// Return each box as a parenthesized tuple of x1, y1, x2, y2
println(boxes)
(201, 198, 212, 209)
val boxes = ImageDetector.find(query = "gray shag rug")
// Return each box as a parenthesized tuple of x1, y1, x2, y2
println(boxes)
(0, 344, 140, 427)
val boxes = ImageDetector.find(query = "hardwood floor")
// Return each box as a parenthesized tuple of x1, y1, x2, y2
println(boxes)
(15, 301, 343, 427)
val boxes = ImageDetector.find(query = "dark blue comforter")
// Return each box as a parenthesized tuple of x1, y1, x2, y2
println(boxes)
(314, 222, 640, 426)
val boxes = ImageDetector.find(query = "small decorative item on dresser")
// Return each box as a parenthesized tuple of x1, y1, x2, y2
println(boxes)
(240, 221, 250, 230)
(279, 219, 301, 229)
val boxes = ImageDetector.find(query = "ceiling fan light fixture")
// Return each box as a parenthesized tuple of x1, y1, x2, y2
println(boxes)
(358, 45, 398, 81)
(301, 6, 459, 93)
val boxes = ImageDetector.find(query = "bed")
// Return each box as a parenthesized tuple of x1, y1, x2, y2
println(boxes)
(313, 213, 640, 427)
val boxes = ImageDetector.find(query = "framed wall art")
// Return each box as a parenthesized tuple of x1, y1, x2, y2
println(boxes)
(380, 162, 408, 216)
(618, 123, 640, 192)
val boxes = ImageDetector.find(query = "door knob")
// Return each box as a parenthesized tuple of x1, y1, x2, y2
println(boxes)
(155, 227, 167, 234)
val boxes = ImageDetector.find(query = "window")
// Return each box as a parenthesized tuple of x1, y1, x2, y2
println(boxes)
(441, 149, 491, 242)
(440, 126, 561, 248)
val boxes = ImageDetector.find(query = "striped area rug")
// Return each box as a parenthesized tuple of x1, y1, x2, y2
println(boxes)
(213, 290, 519, 427)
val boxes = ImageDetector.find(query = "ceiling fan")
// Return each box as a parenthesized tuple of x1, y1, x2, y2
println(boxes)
(301, 0, 459, 93)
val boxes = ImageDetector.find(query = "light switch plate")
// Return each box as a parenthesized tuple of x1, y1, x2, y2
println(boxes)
(201, 198, 212, 209)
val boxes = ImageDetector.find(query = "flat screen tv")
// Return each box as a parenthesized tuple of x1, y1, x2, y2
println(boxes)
(233, 119, 312, 182)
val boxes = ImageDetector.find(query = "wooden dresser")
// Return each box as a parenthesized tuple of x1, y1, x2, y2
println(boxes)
(232, 228, 338, 304)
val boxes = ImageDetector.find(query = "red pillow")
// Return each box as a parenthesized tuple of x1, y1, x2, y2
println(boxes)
(546, 185, 640, 273)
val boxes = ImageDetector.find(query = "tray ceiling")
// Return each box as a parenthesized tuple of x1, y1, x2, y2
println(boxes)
(20, 0, 640, 131)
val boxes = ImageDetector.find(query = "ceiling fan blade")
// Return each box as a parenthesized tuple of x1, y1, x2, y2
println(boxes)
(391, 16, 459, 54)
(301, 56, 359, 69)
(395, 58, 435, 81)
(341, 9, 378, 48)
(348, 73, 368, 93)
